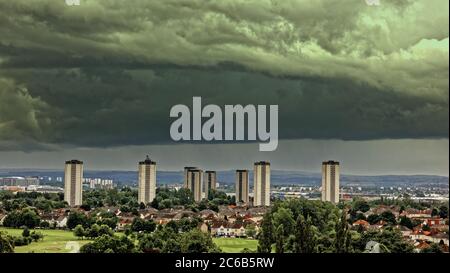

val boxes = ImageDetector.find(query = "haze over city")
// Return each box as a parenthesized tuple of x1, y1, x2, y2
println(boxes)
(0, 139, 448, 176)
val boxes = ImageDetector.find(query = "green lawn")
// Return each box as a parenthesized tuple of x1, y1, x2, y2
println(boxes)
(213, 237, 258, 253)
(0, 227, 92, 253)
(1, 227, 258, 253)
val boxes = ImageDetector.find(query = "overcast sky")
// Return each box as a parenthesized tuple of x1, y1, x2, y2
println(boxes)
(0, 0, 448, 175)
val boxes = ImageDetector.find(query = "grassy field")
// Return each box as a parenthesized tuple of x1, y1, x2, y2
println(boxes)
(0, 227, 92, 253)
(1, 227, 257, 253)
(213, 237, 258, 253)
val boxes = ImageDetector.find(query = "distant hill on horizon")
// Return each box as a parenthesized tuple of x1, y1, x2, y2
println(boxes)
(1, 168, 448, 187)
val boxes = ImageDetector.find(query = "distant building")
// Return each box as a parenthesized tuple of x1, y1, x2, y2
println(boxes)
(84, 178, 114, 189)
(0, 186, 25, 192)
(26, 185, 64, 193)
(253, 161, 271, 206)
(186, 169, 203, 202)
(204, 171, 217, 197)
(64, 159, 83, 206)
(321, 160, 340, 204)
(184, 167, 198, 188)
(138, 156, 156, 205)
(0, 176, 39, 186)
(235, 170, 249, 204)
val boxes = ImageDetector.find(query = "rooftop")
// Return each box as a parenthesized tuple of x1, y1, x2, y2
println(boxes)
(322, 160, 339, 165)
(65, 159, 83, 164)
(254, 161, 270, 166)
(139, 155, 156, 165)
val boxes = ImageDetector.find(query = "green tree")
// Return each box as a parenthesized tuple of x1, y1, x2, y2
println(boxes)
(162, 238, 182, 253)
(294, 214, 316, 253)
(380, 211, 397, 225)
(87, 224, 100, 238)
(178, 217, 200, 232)
(367, 214, 381, 225)
(80, 204, 91, 211)
(166, 220, 179, 233)
(0, 232, 14, 253)
(431, 208, 439, 217)
(139, 233, 163, 253)
(80, 235, 137, 253)
(160, 199, 174, 209)
(179, 229, 220, 253)
(358, 228, 414, 253)
(13, 236, 31, 246)
(150, 197, 160, 209)
(73, 224, 86, 239)
(399, 216, 414, 229)
(22, 226, 30, 237)
(139, 234, 157, 253)
(3, 209, 40, 228)
(352, 198, 370, 213)
(39, 221, 50, 229)
(273, 207, 295, 236)
(131, 218, 156, 233)
(355, 213, 366, 221)
(30, 231, 44, 242)
(439, 206, 448, 219)
(98, 224, 114, 237)
(275, 224, 285, 253)
(334, 210, 351, 253)
(124, 225, 133, 236)
(257, 213, 274, 253)
(67, 211, 89, 229)
(245, 224, 257, 238)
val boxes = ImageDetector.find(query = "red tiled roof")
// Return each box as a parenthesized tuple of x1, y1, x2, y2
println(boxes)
(416, 241, 430, 249)
(353, 220, 369, 226)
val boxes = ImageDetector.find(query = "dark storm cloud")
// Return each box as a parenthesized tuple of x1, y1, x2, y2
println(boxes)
(1, 68, 447, 149)
(0, 0, 448, 151)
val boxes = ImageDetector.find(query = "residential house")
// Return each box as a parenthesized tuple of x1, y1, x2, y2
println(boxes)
(402, 208, 432, 218)
(414, 241, 430, 252)
(395, 225, 412, 237)
(218, 206, 235, 220)
(352, 219, 369, 229)
(139, 207, 158, 220)
(430, 233, 449, 246)
(203, 213, 218, 224)
(420, 217, 447, 227)
(210, 220, 231, 237)
(410, 229, 433, 241)
(231, 222, 246, 237)
(198, 209, 217, 219)
(56, 215, 68, 228)
(173, 210, 196, 221)
(117, 217, 133, 231)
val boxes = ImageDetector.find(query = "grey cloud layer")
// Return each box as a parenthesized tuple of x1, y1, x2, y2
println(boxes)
(0, 0, 448, 150)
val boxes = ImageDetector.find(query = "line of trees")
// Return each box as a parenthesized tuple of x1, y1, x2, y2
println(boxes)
(73, 224, 114, 239)
(0, 227, 44, 253)
(0, 191, 66, 212)
(2, 208, 41, 228)
(79, 222, 220, 253)
(257, 198, 417, 253)
(81, 187, 233, 213)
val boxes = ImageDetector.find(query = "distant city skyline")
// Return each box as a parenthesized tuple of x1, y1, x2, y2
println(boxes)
(0, 139, 448, 176)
